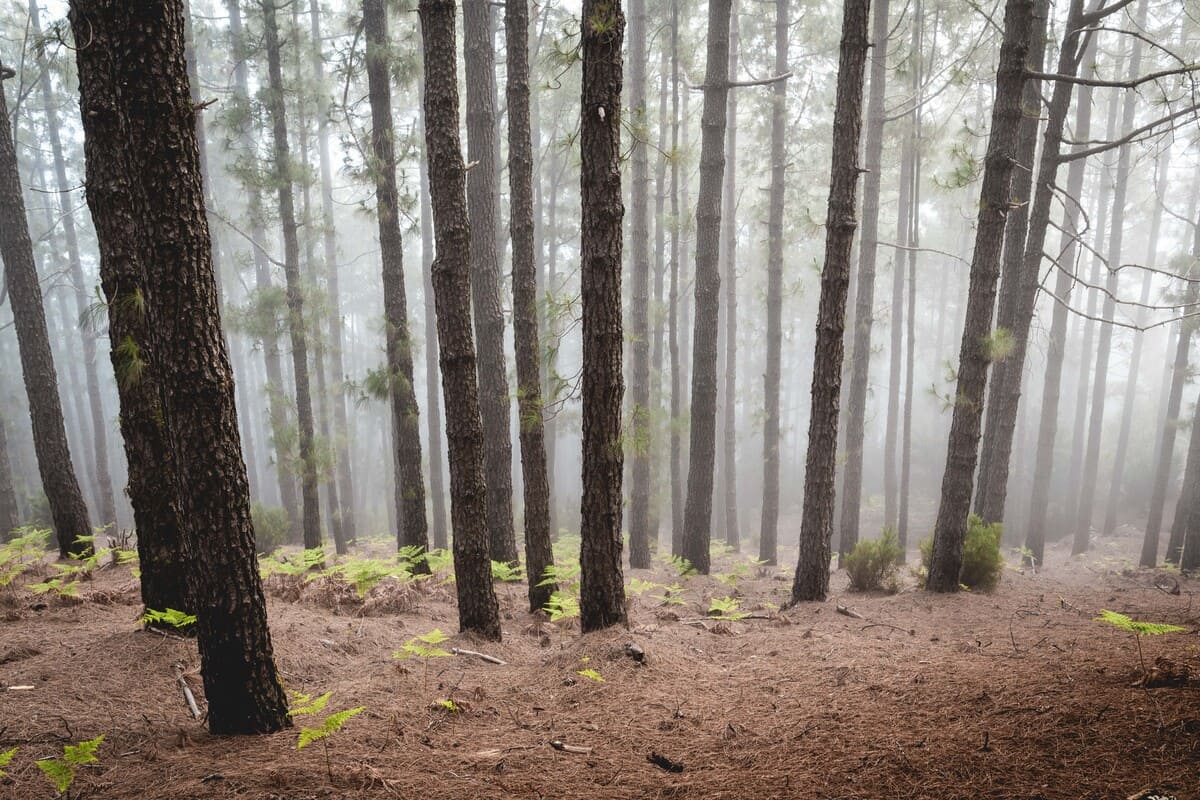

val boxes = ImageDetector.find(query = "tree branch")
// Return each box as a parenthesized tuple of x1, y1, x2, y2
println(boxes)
(687, 72, 793, 91)
(1056, 103, 1200, 164)
(1026, 63, 1200, 90)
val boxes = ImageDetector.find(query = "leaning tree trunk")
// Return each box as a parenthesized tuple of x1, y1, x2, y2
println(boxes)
(505, 0, 556, 610)
(29, 0, 118, 535)
(364, 0, 429, 565)
(838, 0, 890, 561)
(0, 65, 92, 558)
(719, 6, 740, 552)
(262, 0, 321, 551)
(759, 0, 788, 566)
(69, 0, 291, 734)
(418, 0, 502, 640)
(578, 0, 628, 633)
(462, 0, 517, 564)
(789, 0, 871, 603)
(925, 0, 1035, 594)
(626, 0, 653, 569)
(681, 0, 734, 576)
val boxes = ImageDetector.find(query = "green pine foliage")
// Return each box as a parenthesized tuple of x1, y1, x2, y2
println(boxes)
(844, 529, 904, 592)
(918, 515, 1004, 592)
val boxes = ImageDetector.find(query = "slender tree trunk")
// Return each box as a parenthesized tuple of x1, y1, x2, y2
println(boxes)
(789, 0, 872, 603)
(505, 0, 556, 609)
(681, 0, 734, 576)
(719, 5, 740, 551)
(70, 0, 291, 733)
(649, 31, 670, 550)
(668, 0, 684, 555)
(578, 0, 628, 632)
(544, 156, 562, 539)
(626, 0, 652, 568)
(463, 0, 517, 564)
(418, 105, 449, 551)
(759, 0, 788, 566)
(0, 66, 92, 558)
(0, 411, 19, 538)
(418, 0, 502, 640)
(926, 0, 1035, 593)
(1175, 396, 1200, 571)
(29, 0, 118, 535)
(899, 131, 919, 553)
(838, 0, 890, 561)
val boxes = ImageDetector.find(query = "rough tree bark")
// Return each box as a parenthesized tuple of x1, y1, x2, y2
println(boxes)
(578, 0, 628, 632)
(839, 0, 890, 561)
(681, 0, 734, 576)
(789, 0, 871, 603)
(363, 0, 429, 564)
(418, 0, 502, 640)
(69, 0, 291, 733)
(0, 65, 92, 558)
(0, 412, 18, 538)
(926, 0, 1034, 593)
(667, 0, 684, 554)
(462, 0, 517, 564)
(505, 0, 556, 610)
(719, 5, 740, 552)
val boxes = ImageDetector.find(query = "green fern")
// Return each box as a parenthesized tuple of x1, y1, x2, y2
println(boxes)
(0, 746, 16, 778)
(576, 668, 604, 682)
(544, 591, 580, 622)
(707, 596, 750, 621)
(626, 577, 662, 596)
(36, 734, 103, 795)
(393, 628, 453, 659)
(1096, 609, 1187, 677)
(141, 608, 197, 629)
(290, 693, 364, 782)
(434, 698, 459, 712)
(491, 560, 524, 583)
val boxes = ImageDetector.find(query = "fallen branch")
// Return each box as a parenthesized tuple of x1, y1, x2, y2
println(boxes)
(550, 740, 592, 755)
(174, 664, 202, 720)
(861, 623, 915, 636)
(836, 603, 865, 620)
(452, 647, 506, 665)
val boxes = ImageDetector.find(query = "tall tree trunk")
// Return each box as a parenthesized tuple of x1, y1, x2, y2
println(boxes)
(649, 30, 670, 549)
(899, 131, 919, 553)
(626, 0, 653, 568)
(505, 0, 556, 610)
(789, 0, 872, 603)
(0, 66, 92, 558)
(262, 0, 321, 551)
(29, 0, 118, 536)
(463, 0, 517, 564)
(578, 0, 628, 632)
(838, 0, 890, 561)
(418, 0, 502, 640)
(363, 0, 429, 564)
(719, 5, 740, 551)
(0, 411, 19, 538)
(418, 103, 449, 551)
(226, 0, 300, 536)
(1175, 395, 1200, 571)
(1073, 28, 1143, 556)
(668, 0, 684, 555)
(759, 0, 788, 566)
(681, 0, 734, 576)
(544, 155, 562, 539)
(69, 0, 291, 733)
(925, 0, 1035, 593)
(310, 0, 356, 548)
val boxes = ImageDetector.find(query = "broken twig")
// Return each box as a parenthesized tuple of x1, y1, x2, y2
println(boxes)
(451, 647, 506, 665)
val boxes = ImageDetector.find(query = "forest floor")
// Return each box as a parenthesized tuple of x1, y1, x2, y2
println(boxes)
(1, 527, 1199, 799)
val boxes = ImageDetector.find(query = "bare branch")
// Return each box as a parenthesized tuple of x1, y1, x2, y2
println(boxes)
(1026, 63, 1200, 90)
(687, 72, 793, 91)
(1056, 103, 1200, 164)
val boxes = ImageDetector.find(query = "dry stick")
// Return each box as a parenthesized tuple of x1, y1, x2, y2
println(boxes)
(550, 740, 592, 755)
(451, 647, 506, 665)
(835, 603, 865, 620)
(173, 664, 201, 720)
(861, 623, 914, 635)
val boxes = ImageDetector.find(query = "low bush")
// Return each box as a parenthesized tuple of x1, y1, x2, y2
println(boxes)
(844, 528, 903, 592)
(252, 504, 290, 553)
(917, 515, 1003, 592)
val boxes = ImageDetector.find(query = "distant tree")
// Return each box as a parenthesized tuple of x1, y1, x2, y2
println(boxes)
(0, 63, 92, 559)
(789, 0, 871, 603)
(578, 0, 628, 632)
(0, 411, 20, 538)
(418, 0, 502, 640)
(68, 0, 291, 733)
(926, 0, 1035, 593)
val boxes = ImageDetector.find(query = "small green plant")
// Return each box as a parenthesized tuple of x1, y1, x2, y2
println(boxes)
(251, 503, 290, 554)
(290, 692, 365, 782)
(668, 554, 697, 578)
(1095, 610, 1187, 678)
(434, 698, 460, 712)
(491, 560, 524, 583)
(917, 516, 1004, 592)
(626, 577, 662, 596)
(544, 590, 580, 622)
(707, 596, 750, 621)
(844, 529, 904, 592)
(714, 561, 750, 587)
(394, 628, 453, 659)
(1, 528, 51, 590)
(36, 735, 103, 798)
(422, 548, 454, 574)
(652, 583, 687, 606)
(325, 557, 411, 598)
(141, 608, 197, 630)
(0, 746, 17, 778)
(576, 668, 604, 682)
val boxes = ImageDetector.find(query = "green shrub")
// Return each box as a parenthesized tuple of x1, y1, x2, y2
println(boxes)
(917, 515, 1003, 592)
(252, 504, 290, 554)
(844, 529, 903, 592)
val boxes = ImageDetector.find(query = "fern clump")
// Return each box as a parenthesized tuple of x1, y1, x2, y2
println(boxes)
(36, 734, 104, 797)
(707, 595, 749, 620)
(844, 529, 903, 592)
(290, 692, 365, 782)
(917, 515, 1004, 592)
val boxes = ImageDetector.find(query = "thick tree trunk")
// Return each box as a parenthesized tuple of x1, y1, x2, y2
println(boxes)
(578, 0, 628, 632)
(29, 0, 118, 536)
(626, 0, 653, 569)
(363, 0, 429, 564)
(681, 0, 734, 576)
(418, 105, 449, 551)
(505, 0, 556, 610)
(0, 67, 92, 558)
(418, 0, 502, 640)
(759, 0, 788, 566)
(789, 0, 871, 603)
(926, 0, 1034, 593)
(462, 0, 517, 564)
(70, 0, 291, 733)
(838, 0, 890, 561)
(719, 6, 740, 552)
